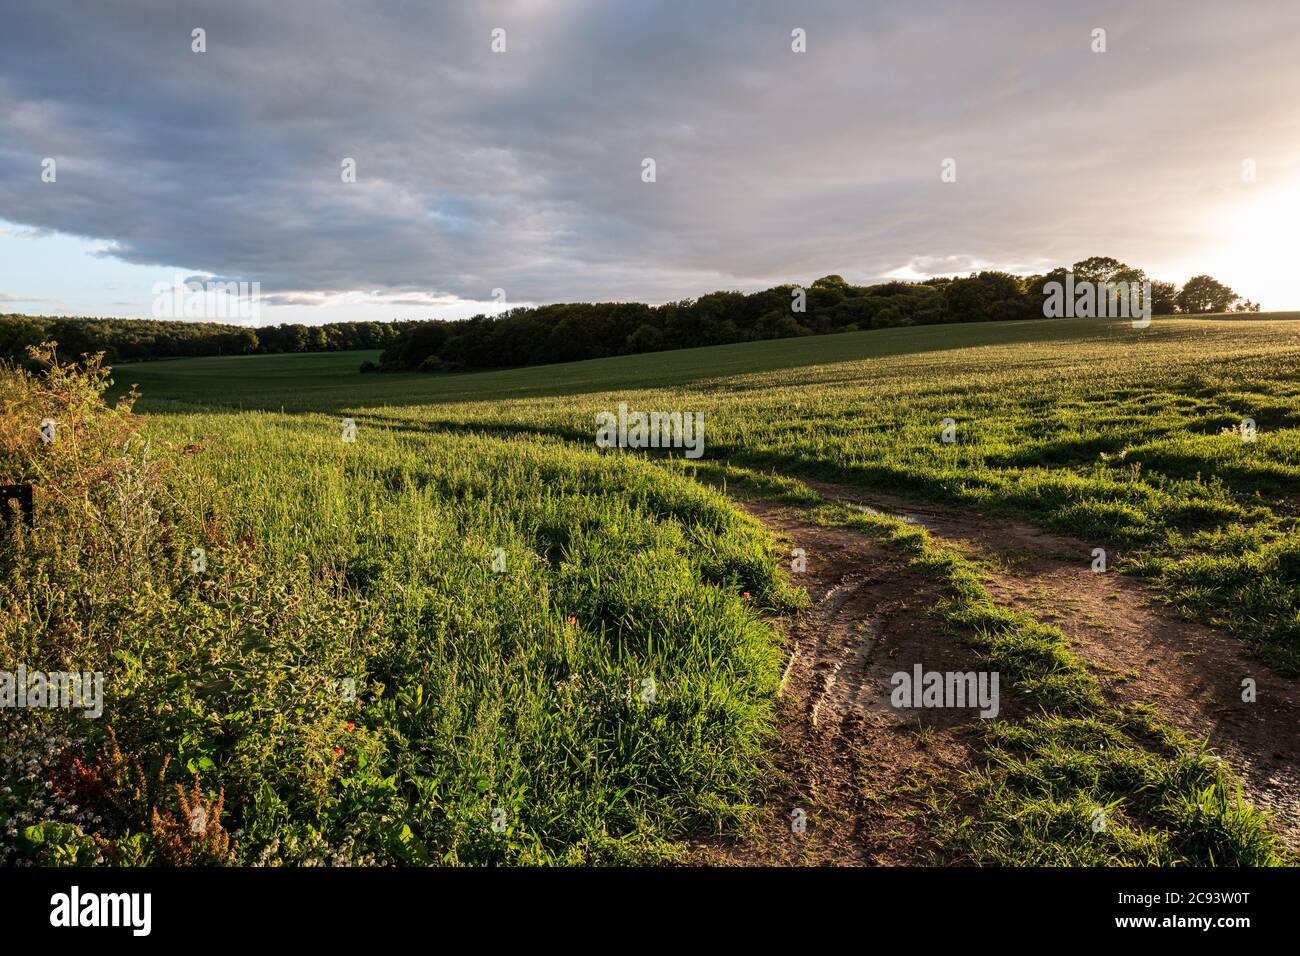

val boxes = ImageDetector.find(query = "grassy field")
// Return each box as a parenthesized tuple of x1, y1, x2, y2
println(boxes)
(5, 350, 798, 865)
(107, 320, 1105, 410)
(118, 314, 1300, 672)
(6, 314, 1299, 866)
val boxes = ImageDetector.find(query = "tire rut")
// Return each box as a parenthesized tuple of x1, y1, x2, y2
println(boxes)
(690, 504, 999, 866)
(806, 480, 1300, 852)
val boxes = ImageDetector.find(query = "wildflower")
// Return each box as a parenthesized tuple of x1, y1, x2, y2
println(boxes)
(345, 723, 356, 732)
(332, 747, 343, 756)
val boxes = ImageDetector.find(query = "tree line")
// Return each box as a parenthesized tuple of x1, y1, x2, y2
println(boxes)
(0, 257, 1255, 370)
(0, 316, 417, 365)
(372, 257, 1256, 373)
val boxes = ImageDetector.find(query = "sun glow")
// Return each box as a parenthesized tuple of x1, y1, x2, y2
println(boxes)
(1203, 180, 1300, 311)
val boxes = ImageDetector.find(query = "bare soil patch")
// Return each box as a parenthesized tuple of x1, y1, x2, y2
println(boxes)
(691, 504, 1002, 865)
(806, 480, 1300, 852)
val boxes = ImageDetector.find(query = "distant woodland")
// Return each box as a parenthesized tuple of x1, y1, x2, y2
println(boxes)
(0, 258, 1253, 372)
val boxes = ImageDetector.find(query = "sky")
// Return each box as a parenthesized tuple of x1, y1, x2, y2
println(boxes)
(2, 0, 1299, 324)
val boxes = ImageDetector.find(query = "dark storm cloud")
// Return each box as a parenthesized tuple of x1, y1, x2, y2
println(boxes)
(1, 0, 1298, 304)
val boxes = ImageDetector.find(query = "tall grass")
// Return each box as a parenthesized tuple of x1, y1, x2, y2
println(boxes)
(10, 314, 1299, 865)
(231, 317, 1297, 673)
(2, 349, 795, 865)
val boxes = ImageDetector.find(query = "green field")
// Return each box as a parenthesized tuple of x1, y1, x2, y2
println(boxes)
(6, 315, 1299, 866)
(111, 312, 1296, 410)
(116, 315, 1300, 673)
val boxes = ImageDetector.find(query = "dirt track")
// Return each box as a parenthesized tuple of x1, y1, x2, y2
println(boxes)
(694, 504, 986, 865)
(694, 487, 1300, 863)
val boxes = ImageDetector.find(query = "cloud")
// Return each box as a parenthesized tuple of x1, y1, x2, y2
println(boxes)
(1, 0, 1298, 310)
(0, 292, 60, 305)
(0, 226, 54, 240)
